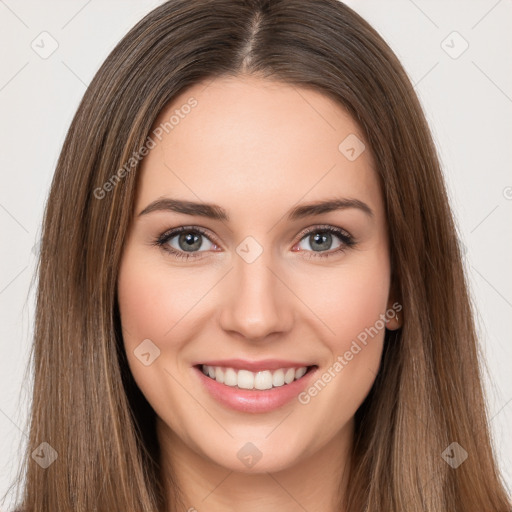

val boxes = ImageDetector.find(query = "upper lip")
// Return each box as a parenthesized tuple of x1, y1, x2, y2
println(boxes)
(194, 359, 316, 372)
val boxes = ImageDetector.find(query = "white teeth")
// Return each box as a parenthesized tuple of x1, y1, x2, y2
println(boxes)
(295, 367, 307, 379)
(284, 368, 295, 384)
(272, 370, 285, 387)
(224, 367, 238, 386)
(215, 366, 225, 384)
(200, 364, 311, 390)
(254, 370, 273, 390)
(237, 370, 254, 390)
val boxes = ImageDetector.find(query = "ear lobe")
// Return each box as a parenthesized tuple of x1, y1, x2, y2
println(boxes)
(386, 272, 403, 330)
(385, 310, 402, 331)
(385, 294, 403, 331)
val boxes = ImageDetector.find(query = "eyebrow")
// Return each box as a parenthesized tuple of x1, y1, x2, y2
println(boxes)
(138, 197, 374, 221)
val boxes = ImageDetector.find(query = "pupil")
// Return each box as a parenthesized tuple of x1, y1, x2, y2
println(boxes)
(179, 232, 201, 251)
(311, 232, 331, 251)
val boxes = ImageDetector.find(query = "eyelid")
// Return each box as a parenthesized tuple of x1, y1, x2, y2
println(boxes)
(294, 223, 353, 242)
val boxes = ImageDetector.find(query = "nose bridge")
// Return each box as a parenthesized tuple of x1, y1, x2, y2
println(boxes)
(218, 238, 293, 339)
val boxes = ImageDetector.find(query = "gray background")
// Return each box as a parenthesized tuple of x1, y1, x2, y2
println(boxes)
(0, 0, 511, 508)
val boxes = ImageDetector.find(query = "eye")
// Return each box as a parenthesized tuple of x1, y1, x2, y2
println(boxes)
(293, 225, 356, 259)
(153, 224, 356, 261)
(153, 226, 219, 260)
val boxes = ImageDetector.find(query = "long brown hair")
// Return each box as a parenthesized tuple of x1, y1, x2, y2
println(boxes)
(7, 0, 510, 510)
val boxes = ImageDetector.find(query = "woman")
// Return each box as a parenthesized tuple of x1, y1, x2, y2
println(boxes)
(8, 0, 510, 510)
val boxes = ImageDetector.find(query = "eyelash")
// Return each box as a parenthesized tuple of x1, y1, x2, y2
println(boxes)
(152, 224, 356, 261)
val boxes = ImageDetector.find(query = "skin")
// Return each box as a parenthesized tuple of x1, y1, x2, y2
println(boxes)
(117, 74, 401, 512)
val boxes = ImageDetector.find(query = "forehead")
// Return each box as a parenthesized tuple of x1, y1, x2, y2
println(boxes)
(135, 75, 383, 220)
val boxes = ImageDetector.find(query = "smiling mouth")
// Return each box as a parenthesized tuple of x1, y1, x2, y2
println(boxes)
(195, 364, 318, 391)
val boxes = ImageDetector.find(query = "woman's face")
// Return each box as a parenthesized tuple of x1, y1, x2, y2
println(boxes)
(117, 75, 400, 474)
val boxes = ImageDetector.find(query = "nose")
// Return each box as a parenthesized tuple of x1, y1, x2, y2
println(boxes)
(218, 248, 294, 341)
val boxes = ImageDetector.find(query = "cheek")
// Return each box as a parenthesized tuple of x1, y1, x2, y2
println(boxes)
(293, 253, 391, 429)
(116, 249, 221, 388)
(295, 253, 390, 401)
(117, 270, 169, 347)
(116, 248, 184, 387)
(117, 248, 204, 344)
(298, 254, 391, 347)
(116, 252, 195, 423)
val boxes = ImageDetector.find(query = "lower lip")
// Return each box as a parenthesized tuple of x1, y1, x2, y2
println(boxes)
(193, 365, 318, 413)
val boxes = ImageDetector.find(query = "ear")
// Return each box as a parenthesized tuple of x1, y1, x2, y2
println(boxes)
(385, 274, 403, 331)
(385, 300, 403, 330)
